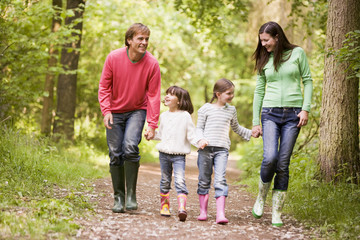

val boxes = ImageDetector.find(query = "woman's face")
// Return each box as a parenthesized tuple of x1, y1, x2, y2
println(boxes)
(259, 32, 278, 52)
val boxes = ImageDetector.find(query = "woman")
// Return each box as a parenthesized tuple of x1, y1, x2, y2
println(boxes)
(251, 21, 313, 227)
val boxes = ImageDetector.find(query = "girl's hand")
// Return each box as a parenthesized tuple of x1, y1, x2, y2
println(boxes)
(297, 110, 309, 127)
(252, 125, 262, 138)
(198, 139, 208, 149)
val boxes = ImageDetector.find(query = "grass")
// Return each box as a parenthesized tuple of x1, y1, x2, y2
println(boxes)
(236, 138, 360, 239)
(0, 126, 108, 239)
(0, 124, 160, 239)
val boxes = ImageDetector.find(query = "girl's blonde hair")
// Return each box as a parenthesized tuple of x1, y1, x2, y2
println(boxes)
(210, 78, 235, 103)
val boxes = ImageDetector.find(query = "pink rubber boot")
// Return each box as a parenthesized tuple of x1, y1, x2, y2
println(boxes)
(216, 196, 228, 224)
(197, 194, 209, 221)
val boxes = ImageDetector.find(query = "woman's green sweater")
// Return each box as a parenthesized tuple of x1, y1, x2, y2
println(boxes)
(252, 47, 313, 126)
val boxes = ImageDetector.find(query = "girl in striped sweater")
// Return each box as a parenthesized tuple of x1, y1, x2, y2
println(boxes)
(195, 78, 258, 224)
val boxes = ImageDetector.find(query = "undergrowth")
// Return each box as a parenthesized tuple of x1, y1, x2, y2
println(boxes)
(236, 139, 360, 239)
(0, 126, 108, 239)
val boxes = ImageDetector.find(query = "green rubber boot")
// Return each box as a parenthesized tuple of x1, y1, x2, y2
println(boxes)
(125, 161, 140, 210)
(110, 165, 125, 213)
(252, 178, 271, 219)
(272, 190, 287, 227)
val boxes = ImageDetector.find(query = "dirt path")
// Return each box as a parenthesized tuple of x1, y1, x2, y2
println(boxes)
(75, 152, 313, 239)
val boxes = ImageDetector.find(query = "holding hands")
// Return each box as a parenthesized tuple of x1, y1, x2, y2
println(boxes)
(197, 139, 208, 149)
(144, 127, 155, 140)
(252, 125, 262, 138)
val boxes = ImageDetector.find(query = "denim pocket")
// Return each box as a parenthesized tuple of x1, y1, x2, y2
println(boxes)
(294, 108, 302, 117)
(261, 108, 271, 115)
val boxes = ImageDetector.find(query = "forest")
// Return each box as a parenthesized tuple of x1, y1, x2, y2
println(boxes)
(0, 0, 359, 239)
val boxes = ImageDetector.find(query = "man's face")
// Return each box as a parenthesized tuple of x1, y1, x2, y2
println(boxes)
(127, 32, 149, 55)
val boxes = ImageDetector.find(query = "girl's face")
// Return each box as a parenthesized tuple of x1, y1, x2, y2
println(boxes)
(259, 32, 278, 52)
(216, 87, 234, 105)
(164, 92, 179, 111)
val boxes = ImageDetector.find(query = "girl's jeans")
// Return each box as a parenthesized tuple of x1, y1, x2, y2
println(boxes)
(106, 110, 146, 166)
(159, 152, 188, 195)
(197, 146, 229, 198)
(260, 107, 301, 191)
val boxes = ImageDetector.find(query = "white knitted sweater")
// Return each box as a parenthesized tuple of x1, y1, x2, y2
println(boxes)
(154, 110, 200, 155)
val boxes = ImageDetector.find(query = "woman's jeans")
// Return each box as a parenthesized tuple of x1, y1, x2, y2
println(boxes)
(260, 107, 301, 191)
(197, 146, 229, 198)
(159, 152, 188, 195)
(106, 110, 146, 166)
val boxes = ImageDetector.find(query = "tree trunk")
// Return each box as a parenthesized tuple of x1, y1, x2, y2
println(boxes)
(319, 0, 360, 182)
(41, 0, 62, 135)
(53, 0, 85, 140)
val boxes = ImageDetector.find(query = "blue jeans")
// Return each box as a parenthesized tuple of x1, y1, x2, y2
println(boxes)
(197, 147, 229, 198)
(260, 107, 301, 191)
(106, 110, 146, 166)
(159, 152, 188, 195)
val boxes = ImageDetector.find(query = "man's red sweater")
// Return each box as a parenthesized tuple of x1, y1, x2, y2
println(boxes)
(98, 47, 161, 129)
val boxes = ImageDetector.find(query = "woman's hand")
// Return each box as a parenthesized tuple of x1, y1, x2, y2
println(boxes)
(252, 125, 262, 138)
(297, 110, 309, 127)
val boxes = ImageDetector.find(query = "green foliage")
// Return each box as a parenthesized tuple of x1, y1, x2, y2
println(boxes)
(0, 125, 107, 238)
(288, 0, 328, 38)
(0, 0, 53, 123)
(174, 0, 250, 33)
(335, 30, 360, 79)
(0, 0, 85, 127)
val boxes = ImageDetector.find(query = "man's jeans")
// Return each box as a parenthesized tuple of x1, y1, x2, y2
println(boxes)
(260, 107, 301, 190)
(197, 147, 229, 198)
(106, 110, 146, 166)
(159, 152, 188, 195)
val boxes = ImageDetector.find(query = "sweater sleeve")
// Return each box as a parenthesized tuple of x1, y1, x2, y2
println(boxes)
(195, 105, 207, 140)
(146, 62, 161, 129)
(252, 71, 266, 126)
(153, 113, 163, 141)
(230, 108, 251, 141)
(98, 54, 113, 116)
(298, 48, 313, 112)
(185, 114, 201, 148)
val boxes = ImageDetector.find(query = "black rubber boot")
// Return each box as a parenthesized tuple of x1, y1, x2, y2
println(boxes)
(125, 161, 139, 210)
(110, 165, 125, 213)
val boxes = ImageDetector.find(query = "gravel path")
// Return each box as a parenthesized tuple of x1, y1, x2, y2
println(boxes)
(75, 152, 314, 239)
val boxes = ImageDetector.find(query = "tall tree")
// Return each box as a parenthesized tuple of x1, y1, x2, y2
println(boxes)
(319, 0, 360, 182)
(53, 0, 85, 140)
(41, 0, 62, 135)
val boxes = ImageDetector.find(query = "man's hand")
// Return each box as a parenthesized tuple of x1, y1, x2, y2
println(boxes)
(103, 113, 113, 129)
(144, 127, 155, 140)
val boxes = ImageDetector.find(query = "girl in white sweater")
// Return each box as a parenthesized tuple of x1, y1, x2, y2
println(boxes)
(149, 86, 207, 221)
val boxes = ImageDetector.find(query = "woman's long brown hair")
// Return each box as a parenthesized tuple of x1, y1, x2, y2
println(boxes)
(253, 21, 297, 73)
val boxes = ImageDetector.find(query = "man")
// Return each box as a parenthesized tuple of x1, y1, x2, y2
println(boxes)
(98, 23, 161, 213)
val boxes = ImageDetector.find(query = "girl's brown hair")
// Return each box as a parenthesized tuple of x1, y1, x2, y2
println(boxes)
(210, 78, 235, 103)
(166, 86, 194, 114)
(253, 21, 297, 73)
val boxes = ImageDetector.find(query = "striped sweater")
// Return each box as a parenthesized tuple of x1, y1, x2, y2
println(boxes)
(196, 103, 251, 150)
